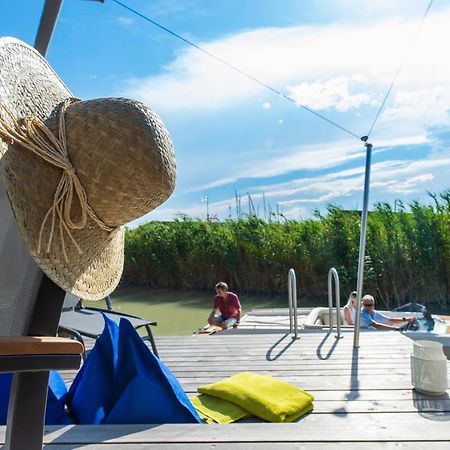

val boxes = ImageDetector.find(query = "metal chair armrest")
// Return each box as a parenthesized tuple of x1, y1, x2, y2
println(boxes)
(82, 306, 157, 326)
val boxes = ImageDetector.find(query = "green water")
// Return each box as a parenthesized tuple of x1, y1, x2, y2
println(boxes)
(85, 286, 324, 336)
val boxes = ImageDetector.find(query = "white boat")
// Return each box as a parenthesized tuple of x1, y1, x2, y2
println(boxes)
(225, 305, 450, 359)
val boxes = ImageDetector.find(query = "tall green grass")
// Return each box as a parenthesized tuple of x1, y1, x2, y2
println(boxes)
(124, 192, 450, 310)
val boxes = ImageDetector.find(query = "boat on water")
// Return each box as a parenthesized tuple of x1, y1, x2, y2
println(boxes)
(204, 304, 450, 358)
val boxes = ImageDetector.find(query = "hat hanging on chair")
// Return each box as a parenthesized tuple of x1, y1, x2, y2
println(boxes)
(0, 37, 176, 300)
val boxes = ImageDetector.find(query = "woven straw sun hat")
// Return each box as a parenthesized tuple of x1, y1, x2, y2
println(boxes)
(0, 37, 176, 300)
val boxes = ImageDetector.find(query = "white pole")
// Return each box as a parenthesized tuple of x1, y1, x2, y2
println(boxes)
(353, 141, 373, 348)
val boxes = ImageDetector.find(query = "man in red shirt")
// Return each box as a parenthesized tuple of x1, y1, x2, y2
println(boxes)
(208, 281, 242, 329)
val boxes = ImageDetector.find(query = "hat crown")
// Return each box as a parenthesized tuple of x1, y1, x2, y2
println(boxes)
(45, 97, 176, 228)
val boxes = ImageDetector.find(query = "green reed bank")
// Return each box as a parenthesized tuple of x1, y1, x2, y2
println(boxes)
(123, 193, 450, 311)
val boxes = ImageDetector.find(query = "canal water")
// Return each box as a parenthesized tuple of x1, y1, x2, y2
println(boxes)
(86, 286, 325, 336)
(85, 286, 449, 336)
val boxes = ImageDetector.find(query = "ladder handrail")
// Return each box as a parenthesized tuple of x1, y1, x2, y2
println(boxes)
(328, 267, 342, 339)
(288, 268, 299, 339)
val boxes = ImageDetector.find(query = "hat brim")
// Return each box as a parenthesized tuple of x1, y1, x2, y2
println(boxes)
(0, 37, 124, 300)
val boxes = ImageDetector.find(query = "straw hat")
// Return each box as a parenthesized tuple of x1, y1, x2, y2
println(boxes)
(0, 37, 176, 300)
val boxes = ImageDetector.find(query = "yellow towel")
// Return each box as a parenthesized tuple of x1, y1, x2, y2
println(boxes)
(198, 372, 314, 423)
(190, 394, 251, 424)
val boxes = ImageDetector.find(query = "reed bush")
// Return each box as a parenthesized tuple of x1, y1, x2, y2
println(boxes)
(123, 192, 450, 309)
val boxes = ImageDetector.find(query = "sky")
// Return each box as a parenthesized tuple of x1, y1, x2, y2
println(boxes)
(1, 0, 450, 224)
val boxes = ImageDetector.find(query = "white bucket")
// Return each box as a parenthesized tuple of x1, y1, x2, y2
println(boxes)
(411, 340, 448, 395)
(413, 340, 445, 360)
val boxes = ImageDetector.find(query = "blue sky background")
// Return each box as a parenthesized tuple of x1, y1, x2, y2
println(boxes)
(2, 0, 449, 223)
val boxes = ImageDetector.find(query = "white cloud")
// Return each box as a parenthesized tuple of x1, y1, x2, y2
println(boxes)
(185, 176, 238, 193)
(287, 76, 373, 112)
(371, 174, 435, 194)
(238, 139, 362, 178)
(183, 139, 362, 194)
(134, 202, 206, 224)
(121, 7, 450, 129)
(249, 156, 450, 206)
(281, 205, 308, 219)
(186, 133, 428, 193)
(117, 16, 134, 27)
(134, 152, 449, 222)
(372, 158, 450, 182)
(326, 0, 441, 22)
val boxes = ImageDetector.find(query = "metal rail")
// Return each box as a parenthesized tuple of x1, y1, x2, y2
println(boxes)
(288, 268, 299, 339)
(328, 267, 342, 339)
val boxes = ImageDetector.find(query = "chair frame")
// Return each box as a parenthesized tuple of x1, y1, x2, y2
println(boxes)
(58, 298, 159, 359)
(0, 276, 83, 450)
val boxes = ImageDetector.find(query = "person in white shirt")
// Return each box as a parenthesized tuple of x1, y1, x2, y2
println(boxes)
(343, 291, 357, 325)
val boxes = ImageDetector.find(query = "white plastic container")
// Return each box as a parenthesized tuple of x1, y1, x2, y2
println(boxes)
(411, 340, 448, 395)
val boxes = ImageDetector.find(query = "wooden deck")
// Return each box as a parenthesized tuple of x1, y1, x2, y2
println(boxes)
(2, 329, 450, 449)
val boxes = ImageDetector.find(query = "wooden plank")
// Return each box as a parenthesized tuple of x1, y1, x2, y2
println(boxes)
(296, 389, 449, 401)
(156, 349, 416, 357)
(192, 342, 415, 352)
(157, 354, 415, 361)
(165, 364, 416, 372)
(172, 372, 437, 385)
(178, 379, 427, 392)
(166, 369, 416, 378)
(155, 336, 413, 345)
(35, 443, 450, 450)
(157, 355, 415, 363)
(155, 333, 410, 343)
(31, 413, 450, 444)
(92, 332, 420, 357)
(156, 334, 411, 343)
(156, 348, 416, 356)
(156, 355, 411, 371)
(161, 365, 450, 376)
(155, 331, 410, 342)
(154, 341, 415, 353)
(312, 398, 450, 413)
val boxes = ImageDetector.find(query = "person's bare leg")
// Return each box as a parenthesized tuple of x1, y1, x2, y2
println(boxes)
(209, 316, 221, 327)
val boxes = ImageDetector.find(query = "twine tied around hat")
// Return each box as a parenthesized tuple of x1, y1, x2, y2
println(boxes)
(0, 98, 114, 262)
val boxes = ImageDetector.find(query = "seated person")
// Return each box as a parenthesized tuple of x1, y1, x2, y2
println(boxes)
(208, 281, 241, 330)
(343, 291, 358, 325)
(360, 295, 415, 330)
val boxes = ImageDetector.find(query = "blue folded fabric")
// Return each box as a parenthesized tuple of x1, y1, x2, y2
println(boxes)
(66, 313, 119, 424)
(67, 314, 202, 424)
(0, 371, 70, 425)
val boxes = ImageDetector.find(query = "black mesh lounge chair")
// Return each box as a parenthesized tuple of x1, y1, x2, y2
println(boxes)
(59, 293, 159, 359)
(0, 183, 83, 450)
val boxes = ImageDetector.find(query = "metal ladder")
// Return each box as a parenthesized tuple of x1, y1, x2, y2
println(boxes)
(328, 267, 343, 339)
(288, 268, 300, 339)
